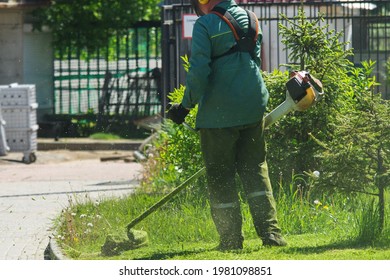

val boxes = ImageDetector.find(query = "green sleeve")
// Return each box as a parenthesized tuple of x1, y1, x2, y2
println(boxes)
(181, 20, 212, 109)
(254, 26, 263, 67)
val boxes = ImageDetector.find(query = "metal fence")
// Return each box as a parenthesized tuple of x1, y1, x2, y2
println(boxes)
(161, 0, 390, 107)
(53, 0, 390, 120)
(54, 21, 162, 117)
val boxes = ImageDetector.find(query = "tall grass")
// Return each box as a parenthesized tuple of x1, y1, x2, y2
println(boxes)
(275, 172, 355, 238)
(356, 199, 382, 244)
(355, 196, 390, 246)
(54, 174, 389, 259)
(55, 190, 218, 257)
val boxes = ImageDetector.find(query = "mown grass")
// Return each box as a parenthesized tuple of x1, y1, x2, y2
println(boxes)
(89, 133, 122, 140)
(67, 234, 390, 260)
(54, 180, 390, 260)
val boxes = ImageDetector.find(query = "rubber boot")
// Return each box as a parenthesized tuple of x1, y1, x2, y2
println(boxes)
(247, 192, 287, 246)
(210, 203, 244, 251)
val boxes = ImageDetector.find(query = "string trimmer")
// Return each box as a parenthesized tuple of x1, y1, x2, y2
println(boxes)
(100, 71, 324, 256)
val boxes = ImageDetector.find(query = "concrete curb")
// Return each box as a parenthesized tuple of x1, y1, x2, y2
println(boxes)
(38, 139, 143, 151)
(45, 237, 69, 260)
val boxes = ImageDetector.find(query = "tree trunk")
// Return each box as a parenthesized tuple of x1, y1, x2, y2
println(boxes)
(377, 147, 385, 232)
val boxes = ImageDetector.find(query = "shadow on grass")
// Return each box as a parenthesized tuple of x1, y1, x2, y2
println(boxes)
(280, 237, 390, 256)
(130, 242, 259, 260)
(132, 247, 212, 260)
(130, 237, 390, 260)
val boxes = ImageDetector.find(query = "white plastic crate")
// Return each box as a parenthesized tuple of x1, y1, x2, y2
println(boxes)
(0, 123, 8, 156)
(0, 84, 36, 107)
(5, 125, 38, 163)
(6, 126, 38, 152)
(0, 105, 9, 156)
(0, 84, 38, 163)
(1, 104, 38, 129)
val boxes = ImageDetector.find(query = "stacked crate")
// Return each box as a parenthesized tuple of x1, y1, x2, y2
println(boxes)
(0, 102, 9, 156)
(0, 84, 38, 163)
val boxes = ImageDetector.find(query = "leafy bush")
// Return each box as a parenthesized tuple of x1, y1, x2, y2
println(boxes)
(140, 81, 207, 199)
(387, 57, 390, 86)
(311, 60, 390, 233)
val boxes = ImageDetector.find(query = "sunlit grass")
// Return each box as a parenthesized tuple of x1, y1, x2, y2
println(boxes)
(89, 133, 122, 140)
(54, 181, 390, 260)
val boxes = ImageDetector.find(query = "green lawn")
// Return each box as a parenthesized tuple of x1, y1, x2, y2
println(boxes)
(56, 191, 390, 260)
(61, 233, 390, 260)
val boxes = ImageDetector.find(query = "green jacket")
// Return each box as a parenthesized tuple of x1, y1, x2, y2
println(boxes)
(181, 0, 269, 128)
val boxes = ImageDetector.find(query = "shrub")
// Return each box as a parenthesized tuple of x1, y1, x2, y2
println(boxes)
(140, 81, 207, 199)
(265, 10, 354, 189)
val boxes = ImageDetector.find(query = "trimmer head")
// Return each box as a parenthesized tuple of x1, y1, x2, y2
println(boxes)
(101, 229, 148, 256)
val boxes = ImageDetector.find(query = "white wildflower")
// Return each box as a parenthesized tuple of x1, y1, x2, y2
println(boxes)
(314, 199, 322, 206)
(175, 166, 183, 173)
(313, 170, 320, 178)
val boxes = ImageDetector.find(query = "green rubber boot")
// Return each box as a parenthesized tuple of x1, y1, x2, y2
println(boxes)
(247, 192, 287, 247)
(211, 203, 244, 251)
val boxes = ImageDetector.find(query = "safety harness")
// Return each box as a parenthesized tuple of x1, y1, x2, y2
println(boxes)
(211, 6, 259, 60)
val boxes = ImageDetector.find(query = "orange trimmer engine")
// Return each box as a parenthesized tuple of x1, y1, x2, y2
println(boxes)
(286, 71, 323, 111)
(264, 70, 324, 128)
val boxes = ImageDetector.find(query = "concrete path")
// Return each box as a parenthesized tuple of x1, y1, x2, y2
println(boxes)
(0, 149, 143, 260)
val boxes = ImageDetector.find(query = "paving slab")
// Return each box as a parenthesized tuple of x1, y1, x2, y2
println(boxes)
(0, 149, 144, 260)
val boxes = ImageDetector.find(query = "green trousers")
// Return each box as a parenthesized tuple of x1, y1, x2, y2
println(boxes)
(200, 121, 282, 245)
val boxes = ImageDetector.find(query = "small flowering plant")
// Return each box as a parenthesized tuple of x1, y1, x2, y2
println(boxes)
(56, 198, 109, 248)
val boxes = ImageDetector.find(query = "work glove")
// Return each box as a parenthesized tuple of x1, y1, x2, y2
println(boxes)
(166, 103, 189, 125)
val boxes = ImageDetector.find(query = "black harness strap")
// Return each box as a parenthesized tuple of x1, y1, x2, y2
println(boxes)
(211, 7, 259, 60)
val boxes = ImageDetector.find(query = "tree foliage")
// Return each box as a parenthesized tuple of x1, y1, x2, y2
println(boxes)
(271, 9, 390, 236)
(269, 11, 389, 235)
(265, 9, 354, 183)
(312, 61, 390, 231)
(32, 0, 161, 50)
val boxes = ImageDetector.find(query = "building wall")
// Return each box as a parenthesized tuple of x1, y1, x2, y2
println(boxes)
(0, 9, 23, 84)
(0, 5, 54, 121)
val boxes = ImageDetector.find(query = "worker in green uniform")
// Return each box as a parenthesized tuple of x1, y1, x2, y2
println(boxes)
(167, 0, 286, 250)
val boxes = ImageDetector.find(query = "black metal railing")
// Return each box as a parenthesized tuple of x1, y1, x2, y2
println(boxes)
(161, 0, 390, 105)
(53, 21, 162, 118)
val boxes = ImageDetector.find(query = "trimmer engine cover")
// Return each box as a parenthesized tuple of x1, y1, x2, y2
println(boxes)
(286, 71, 311, 102)
(286, 71, 322, 111)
